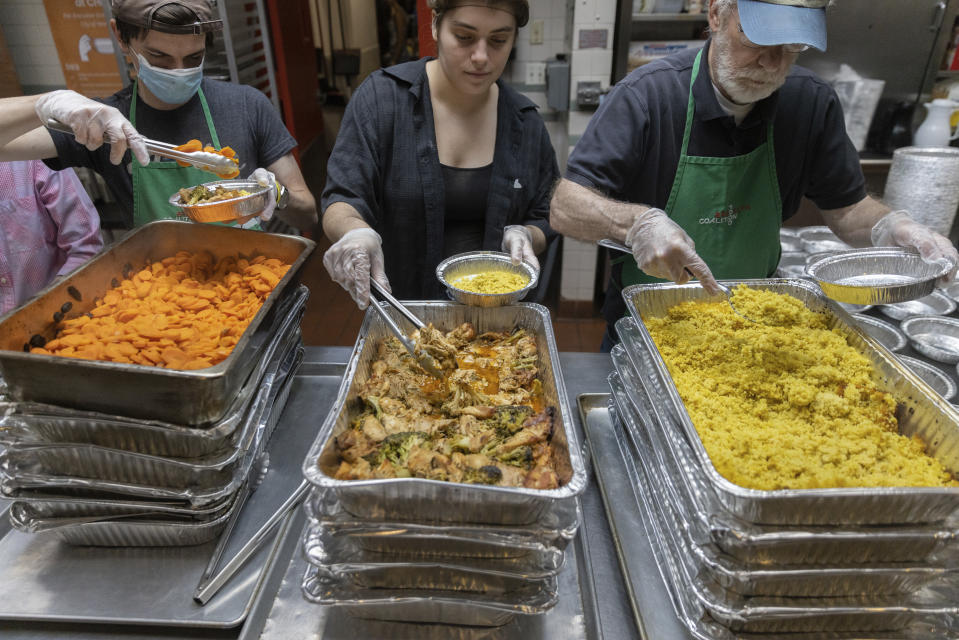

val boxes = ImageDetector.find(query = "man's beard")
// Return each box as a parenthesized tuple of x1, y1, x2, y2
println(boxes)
(711, 28, 791, 105)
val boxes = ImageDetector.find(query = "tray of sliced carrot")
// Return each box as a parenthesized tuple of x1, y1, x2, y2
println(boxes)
(0, 220, 315, 425)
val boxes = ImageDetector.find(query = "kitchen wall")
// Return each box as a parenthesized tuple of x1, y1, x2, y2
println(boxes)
(0, 0, 66, 94)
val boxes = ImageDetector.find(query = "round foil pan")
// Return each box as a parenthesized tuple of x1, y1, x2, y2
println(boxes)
(435, 251, 538, 307)
(851, 314, 907, 352)
(168, 179, 270, 224)
(880, 290, 956, 321)
(895, 355, 957, 401)
(776, 252, 808, 279)
(807, 248, 951, 305)
(901, 316, 959, 364)
(797, 226, 850, 254)
(944, 281, 959, 305)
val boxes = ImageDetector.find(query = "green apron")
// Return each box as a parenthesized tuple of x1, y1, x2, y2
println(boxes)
(129, 83, 259, 230)
(620, 49, 781, 286)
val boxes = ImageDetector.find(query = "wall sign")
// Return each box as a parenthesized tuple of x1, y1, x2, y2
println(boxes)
(42, 0, 122, 96)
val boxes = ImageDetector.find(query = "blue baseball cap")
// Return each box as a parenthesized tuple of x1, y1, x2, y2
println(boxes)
(738, 0, 828, 52)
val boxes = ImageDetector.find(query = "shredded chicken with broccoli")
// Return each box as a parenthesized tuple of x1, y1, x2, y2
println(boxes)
(331, 323, 560, 489)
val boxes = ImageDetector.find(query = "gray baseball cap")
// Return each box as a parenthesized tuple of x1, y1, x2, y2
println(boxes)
(111, 0, 222, 34)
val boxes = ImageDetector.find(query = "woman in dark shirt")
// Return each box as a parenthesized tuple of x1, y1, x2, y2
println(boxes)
(321, 0, 559, 308)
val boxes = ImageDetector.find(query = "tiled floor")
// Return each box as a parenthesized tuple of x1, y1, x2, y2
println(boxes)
(295, 108, 608, 353)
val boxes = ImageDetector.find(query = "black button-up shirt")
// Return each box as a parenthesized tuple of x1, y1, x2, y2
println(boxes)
(321, 58, 559, 300)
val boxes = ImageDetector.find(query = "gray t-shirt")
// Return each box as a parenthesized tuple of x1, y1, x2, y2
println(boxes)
(45, 78, 297, 229)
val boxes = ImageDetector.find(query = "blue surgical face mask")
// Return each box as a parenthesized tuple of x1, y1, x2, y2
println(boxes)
(132, 49, 203, 105)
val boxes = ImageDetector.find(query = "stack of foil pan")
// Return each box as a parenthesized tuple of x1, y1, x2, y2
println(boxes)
(608, 279, 959, 636)
(298, 302, 587, 626)
(0, 285, 309, 546)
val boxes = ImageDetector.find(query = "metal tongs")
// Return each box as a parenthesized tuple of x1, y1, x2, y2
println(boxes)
(598, 238, 762, 325)
(44, 118, 239, 177)
(368, 280, 445, 378)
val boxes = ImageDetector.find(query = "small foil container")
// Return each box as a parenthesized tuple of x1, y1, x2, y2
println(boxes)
(435, 252, 538, 307)
(901, 316, 959, 364)
(168, 179, 270, 223)
(896, 355, 957, 401)
(797, 226, 851, 254)
(776, 252, 808, 279)
(880, 290, 957, 321)
(806, 248, 951, 305)
(944, 281, 959, 305)
(852, 313, 907, 352)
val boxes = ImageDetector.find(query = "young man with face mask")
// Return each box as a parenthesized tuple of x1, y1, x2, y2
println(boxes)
(549, 0, 959, 349)
(0, 0, 316, 232)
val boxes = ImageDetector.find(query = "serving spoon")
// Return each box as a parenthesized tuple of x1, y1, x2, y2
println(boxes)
(598, 238, 762, 325)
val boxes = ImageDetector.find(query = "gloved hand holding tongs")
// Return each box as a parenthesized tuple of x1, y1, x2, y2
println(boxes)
(37, 90, 237, 178)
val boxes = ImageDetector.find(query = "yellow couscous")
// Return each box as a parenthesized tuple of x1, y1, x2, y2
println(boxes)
(450, 271, 528, 294)
(645, 285, 957, 490)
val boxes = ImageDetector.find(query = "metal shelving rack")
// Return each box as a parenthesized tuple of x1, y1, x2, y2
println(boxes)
(99, 0, 279, 110)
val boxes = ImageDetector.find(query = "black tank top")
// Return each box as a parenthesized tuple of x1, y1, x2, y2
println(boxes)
(442, 163, 492, 258)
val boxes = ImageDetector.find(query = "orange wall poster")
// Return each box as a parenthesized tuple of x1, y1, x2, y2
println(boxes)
(42, 0, 122, 97)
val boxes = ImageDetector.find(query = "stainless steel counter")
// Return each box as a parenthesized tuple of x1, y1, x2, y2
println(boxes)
(0, 347, 645, 640)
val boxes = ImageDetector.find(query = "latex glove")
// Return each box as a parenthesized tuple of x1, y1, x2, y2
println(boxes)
(625, 207, 721, 294)
(501, 225, 540, 272)
(249, 168, 279, 221)
(35, 90, 148, 166)
(322, 227, 391, 309)
(871, 210, 959, 284)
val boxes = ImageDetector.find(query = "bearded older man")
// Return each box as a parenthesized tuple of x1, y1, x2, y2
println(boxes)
(550, 0, 959, 350)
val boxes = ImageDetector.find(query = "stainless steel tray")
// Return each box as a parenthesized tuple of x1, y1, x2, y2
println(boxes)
(1, 345, 300, 506)
(613, 329, 959, 567)
(302, 302, 587, 525)
(610, 397, 959, 634)
(0, 220, 315, 425)
(301, 518, 566, 579)
(0, 286, 308, 458)
(622, 278, 959, 525)
(609, 366, 956, 598)
(300, 562, 558, 626)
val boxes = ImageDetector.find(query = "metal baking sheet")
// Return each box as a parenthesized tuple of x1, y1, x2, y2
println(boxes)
(612, 332, 959, 567)
(0, 220, 315, 425)
(622, 278, 959, 525)
(303, 302, 587, 525)
(0, 359, 345, 627)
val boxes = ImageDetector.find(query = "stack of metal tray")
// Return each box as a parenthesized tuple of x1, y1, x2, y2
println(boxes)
(0, 285, 308, 547)
(298, 302, 588, 626)
(606, 279, 959, 635)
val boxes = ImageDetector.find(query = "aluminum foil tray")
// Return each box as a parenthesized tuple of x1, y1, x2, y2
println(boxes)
(609, 365, 956, 598)
(797, 225, 850, 254)
(302, 302, 587, 525)
(806, 248, 950, 305)
(301, 518, 565, 579)
(0, 291, 306, 458)
(0, 220, 315, 425)
(622, 278, 959, 525)
(8, 493, 233, 519)
(901, 316, 959, 364)
(300, 562, 557, 626)
(896, 355, 957, 401)
(879, 290, 956, 321)
(612, 328, 959, 567)
(304, 488, 578, 561)
(0, 336, 302, 489)
(852, 313, 907, 353)
(9, 490, 242, 547)
(1, 344, 300, 507)
(614, 400, 959, 634)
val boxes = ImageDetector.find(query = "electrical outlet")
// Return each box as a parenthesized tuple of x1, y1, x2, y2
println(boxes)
(529, 19, 544, 45)
(525, 62, 546, 86)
